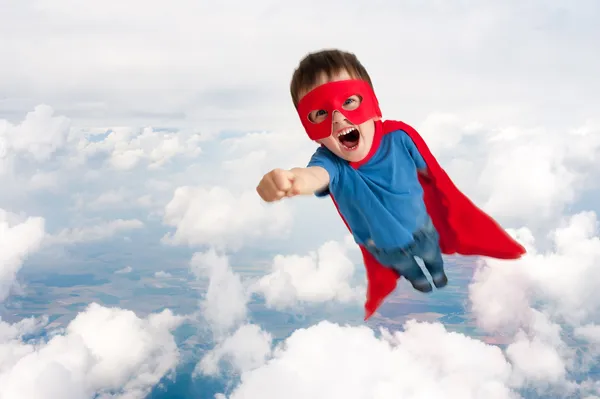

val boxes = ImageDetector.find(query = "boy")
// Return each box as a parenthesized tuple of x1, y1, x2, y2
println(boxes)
(257, 49, 526, 319)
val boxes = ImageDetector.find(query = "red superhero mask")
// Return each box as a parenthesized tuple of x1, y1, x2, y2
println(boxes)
(296, 79, 382, 141)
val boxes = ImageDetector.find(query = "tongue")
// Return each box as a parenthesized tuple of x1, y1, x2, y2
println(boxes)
(340, 133, 358, 148)
(340, 131, 359, 148)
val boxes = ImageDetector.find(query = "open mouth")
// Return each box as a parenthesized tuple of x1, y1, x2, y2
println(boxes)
(336, 127, 360, 150)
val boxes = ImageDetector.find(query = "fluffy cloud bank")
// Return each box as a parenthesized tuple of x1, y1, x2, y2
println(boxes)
(419, 115, 600, 232)
(72, 126, 203, 171)
(0, 303, 184, 399)
(195, 211, 600, 399)
(224, 320, 518, 399)
(3, 104, 600, 399)
(0, 208, 45, 302)
(0, 207, 186, 399)
(249, 238, 364, 310)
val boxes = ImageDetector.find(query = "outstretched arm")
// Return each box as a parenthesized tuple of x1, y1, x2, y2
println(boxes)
(289, 166, 330, 195)
(256, 166, 330, 202)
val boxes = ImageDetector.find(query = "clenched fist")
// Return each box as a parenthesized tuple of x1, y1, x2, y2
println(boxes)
(256, 166, 330, 202)
(256, 168, 302, 202)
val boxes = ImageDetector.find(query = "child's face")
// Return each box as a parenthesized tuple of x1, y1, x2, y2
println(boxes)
(297, 69, 377, 163)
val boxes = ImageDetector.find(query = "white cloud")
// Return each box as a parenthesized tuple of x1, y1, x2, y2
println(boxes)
(470, 211, 600, 333)
(115, 266, 133, 274)
(190, 249, 249, 337)
(250, 239, 364, 310)
(506, 330, 568, 387)
(0, 105, 70, 165)
(187, 248, 275, 381)
(195, 323, 272, 378)
(575, 325, 600, 344)
(222, 320, 519, 399)
(162, 186, 293, 251)
(72, 126, 202, 171)
(0, 106, 212, 225)
(0, 208, 45, 302)
(154, 271, 172, 278)
(417, 116, 600, 231)
(0, 303, 185, 399)
(186, 232, 366, 340)
(476, 128, 593, 226)
(465, 210, 600, 396)
(195, 202, 600, 399)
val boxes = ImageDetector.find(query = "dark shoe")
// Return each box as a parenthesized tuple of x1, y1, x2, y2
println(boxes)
(432, 272, 448, 288)
(411, 278, 432, 293)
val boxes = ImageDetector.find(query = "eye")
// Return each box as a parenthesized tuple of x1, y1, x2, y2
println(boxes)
(342, 95, 362, 111)
(308, 109, 328, 123)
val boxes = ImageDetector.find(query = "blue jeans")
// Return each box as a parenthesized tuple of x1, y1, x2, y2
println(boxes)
(365, 217, 447, 292)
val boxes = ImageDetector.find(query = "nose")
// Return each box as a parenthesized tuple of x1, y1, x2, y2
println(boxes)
(331, 110, 347, 125)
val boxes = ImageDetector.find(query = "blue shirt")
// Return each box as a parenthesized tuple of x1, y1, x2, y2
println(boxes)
(307, 128, 428, 250)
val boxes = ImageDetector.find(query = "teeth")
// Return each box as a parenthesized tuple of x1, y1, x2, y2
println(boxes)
(336, 127, 356, 138)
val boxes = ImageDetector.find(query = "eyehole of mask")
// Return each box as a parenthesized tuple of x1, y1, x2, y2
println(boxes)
(342, 95, 362, 111)
(308, 110, 328, 124)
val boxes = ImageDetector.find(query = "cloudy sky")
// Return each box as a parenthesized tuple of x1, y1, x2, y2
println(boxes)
(1, 0, 600, 398)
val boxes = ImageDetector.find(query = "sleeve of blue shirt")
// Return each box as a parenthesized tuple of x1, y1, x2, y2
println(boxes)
(402, 131, 427, 170)
(306, 146, 339, 197)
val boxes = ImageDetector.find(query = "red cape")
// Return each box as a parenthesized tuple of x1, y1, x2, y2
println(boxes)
(328, 120, 526, 320)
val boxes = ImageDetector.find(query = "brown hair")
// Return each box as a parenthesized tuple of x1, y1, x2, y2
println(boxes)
(290, 49, 374, 107)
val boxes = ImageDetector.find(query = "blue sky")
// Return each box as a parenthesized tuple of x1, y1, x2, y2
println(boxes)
(1, 0, 600, 398)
